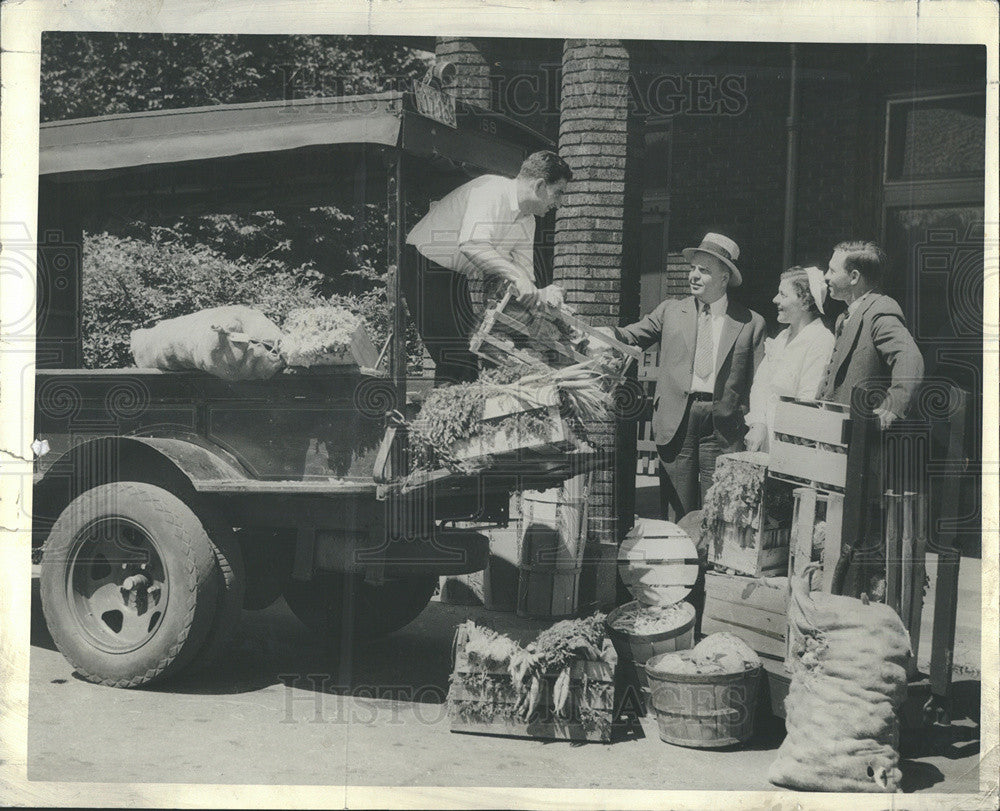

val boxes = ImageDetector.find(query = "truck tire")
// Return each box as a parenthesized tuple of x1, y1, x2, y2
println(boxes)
(183, 521, 246, 675)
(283, 573, 437, 642)
(39, 482, 220, 687)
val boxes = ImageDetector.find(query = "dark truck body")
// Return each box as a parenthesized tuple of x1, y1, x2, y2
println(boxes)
(32, 90, 596, 684)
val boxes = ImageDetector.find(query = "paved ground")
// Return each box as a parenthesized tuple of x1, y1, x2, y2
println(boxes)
(27, 588, 984, 796)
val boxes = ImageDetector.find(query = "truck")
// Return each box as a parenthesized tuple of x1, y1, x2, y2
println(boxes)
(31, 89, 598, 687)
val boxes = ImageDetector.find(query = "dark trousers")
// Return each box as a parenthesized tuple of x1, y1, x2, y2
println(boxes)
(656, 396, 742, 522)
(658, 395, 741, 637)
(400, 247, 479, 386)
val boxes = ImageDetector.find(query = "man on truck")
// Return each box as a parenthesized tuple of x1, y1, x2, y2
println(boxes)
(403, 150, 573, 384)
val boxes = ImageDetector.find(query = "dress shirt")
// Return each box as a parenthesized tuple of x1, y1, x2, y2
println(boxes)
(405, 174, 535, 280)
(745, 317, 836, 435)
(690, 294, 728, 393)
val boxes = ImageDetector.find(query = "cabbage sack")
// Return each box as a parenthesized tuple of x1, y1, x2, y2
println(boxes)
(768, 564, 911, 793)
(130, 305, 284, 382)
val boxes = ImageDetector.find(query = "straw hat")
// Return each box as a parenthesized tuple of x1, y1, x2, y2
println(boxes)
(682, 233, 742, 287)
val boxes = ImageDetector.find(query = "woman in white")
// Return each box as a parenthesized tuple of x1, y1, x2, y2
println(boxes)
(745, 266, 835, 453)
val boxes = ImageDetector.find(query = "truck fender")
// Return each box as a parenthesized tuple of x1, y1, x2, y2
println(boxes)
(32, 436, 249, 546)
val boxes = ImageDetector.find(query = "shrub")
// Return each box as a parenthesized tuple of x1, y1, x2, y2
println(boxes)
(82, 226, 426, 372)
(82, 227, 322, 368)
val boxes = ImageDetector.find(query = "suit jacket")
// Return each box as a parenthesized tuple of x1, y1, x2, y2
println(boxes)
(617, 296, 767, 446)
(817, 293, 924, 417)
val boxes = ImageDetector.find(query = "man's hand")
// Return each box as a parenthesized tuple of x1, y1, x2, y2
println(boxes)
(873, 406, 899, 430)
(511, 276, 541, 308)
(745, 422, 768, 453)
(538, 284, 565, 309)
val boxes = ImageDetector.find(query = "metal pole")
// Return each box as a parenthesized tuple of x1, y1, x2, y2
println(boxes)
(782, 44, 800, 271)
(387, 151, 407, 407)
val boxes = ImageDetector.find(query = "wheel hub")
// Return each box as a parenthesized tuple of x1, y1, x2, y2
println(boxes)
(67, 518, 169, 653)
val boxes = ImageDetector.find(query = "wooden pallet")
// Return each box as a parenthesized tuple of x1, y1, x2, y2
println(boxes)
(784, 486, 845, 667)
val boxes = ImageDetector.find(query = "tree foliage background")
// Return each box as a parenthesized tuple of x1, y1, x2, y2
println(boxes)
(41, 33, 432, 369)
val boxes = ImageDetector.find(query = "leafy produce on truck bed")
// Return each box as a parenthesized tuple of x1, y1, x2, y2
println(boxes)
(279, 304, 364, 367)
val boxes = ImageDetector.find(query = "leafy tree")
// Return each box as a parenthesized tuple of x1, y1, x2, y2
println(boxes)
(41, 33, 431, 121)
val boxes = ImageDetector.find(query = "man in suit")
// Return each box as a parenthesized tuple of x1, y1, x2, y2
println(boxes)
(615, 233, 767, 519)
(818, 241, 924, 427)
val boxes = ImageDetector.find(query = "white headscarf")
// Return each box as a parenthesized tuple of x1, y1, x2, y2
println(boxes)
(804, 266, 827, 314)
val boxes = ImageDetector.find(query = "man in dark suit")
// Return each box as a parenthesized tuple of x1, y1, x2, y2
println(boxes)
(615, 233, 766, 519)
(818, 241, 924, 426)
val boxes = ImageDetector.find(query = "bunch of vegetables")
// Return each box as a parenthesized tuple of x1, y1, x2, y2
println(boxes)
(463, 621, 522, 668)
(406, 376, 560, 474)
(279, 304, 363, 367)
(507, 613, 609, 721)
(516, 361, 614, 426)
(450, 615, 613, 726)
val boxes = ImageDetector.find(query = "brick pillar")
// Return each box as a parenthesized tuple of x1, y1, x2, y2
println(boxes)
(555, 40, 644, 608)
(435, 38, 492, 109)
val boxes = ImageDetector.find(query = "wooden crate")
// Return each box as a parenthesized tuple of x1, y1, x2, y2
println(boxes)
(784, 487, 844, 668)
(277, 321, 381, 370)
(769, 398, 850, 491)
(516, 564, 582, 619)
(448, 385, 575, 464)
(470, 290, 643, 373)
(705, 452, 792, 577)
(710, 513, 790, 577)
(702, 571, 789, 664)
(787, 487, 844, 593)
(448, 631, 617, 743)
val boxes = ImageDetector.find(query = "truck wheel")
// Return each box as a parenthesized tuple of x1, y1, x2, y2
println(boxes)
(183, 522, 246, 674)
(283, 574, 437, 642)
(39, 482, 220, 687)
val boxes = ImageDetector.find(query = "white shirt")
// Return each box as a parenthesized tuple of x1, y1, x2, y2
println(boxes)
(405, 174, 536, 280)
(690, 294, 728, 393)
(745, 316, 836, 435)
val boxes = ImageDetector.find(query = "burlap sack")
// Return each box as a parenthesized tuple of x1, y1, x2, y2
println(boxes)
(768, 563, 911, 793)
(130, 305, 284, 382)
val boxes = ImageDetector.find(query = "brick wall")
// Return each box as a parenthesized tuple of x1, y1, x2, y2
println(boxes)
(555, 40, 643, 575)
(435, 38, 492, 109)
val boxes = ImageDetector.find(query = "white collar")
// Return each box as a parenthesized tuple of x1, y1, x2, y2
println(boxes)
(787, 315, 825, 345)
(697, 293, 728, 316)
(509, 177, 529, 217)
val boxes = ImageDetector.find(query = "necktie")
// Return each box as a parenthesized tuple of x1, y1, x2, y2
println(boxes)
(694, 301, 714, 378)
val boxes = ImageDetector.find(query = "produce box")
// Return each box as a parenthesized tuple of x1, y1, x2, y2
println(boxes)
(702, 572, 788, 665)
(448, 385, 573, 463)
(470, 289, 642, 373)
(279, 305, 381, 370)
(703, 452, 793, 577)
(447, 620, 618, 743)
(769, 397, 850, 492)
